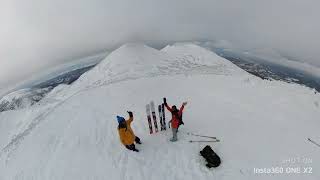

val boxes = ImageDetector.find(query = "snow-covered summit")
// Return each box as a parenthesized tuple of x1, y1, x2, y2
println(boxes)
(69, 43, 247, 93)
(162, 43, 245, 74)
(73, 43, 172, 88)
(162, 43, 233, 66)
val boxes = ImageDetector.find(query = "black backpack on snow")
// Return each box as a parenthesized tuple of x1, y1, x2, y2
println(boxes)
(200, 145, 221, 168)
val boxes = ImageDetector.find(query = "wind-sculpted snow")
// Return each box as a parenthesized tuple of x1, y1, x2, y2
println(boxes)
(0, 43, 319, 180)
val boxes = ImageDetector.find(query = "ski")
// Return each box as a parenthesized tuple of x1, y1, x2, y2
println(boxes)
(146, 104, 153, 134)
(186, 132, 217, 139)
(158, 105, 164, 131)
(308, 138, 320, 148)
(161, 103, 166, 130)
(150, 101, 159, 133)
(189, 140, 220, 143)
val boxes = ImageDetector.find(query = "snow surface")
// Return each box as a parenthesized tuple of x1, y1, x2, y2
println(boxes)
(0, 43, 319, 180)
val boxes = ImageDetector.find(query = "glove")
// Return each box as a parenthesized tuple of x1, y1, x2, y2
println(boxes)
(127, 111, 133, 117)
(163, 97, 167, 105)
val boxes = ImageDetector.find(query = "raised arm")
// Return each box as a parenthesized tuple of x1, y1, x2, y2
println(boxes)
(164, 98, 172, 112)
(127, 111, 133, 124)
(179, 102, 187, 113)
(165, 103, 172, 112)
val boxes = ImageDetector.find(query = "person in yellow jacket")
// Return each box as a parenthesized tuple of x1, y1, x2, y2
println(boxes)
(117, 111, 141, 152)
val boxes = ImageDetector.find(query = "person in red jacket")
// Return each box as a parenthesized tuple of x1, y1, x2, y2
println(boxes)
(164, 98, 187, 142)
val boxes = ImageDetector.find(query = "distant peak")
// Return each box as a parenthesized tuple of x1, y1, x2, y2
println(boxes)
(118, 43, 152, 50)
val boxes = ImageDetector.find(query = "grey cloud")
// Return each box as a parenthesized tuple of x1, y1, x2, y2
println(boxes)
(0, 0, 319, 91)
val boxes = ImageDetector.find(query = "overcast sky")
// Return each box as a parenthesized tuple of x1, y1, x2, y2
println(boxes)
(1, 0, 319, 94)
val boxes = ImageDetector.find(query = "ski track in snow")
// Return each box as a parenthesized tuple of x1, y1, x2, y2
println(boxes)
(0, 88, 88, 162)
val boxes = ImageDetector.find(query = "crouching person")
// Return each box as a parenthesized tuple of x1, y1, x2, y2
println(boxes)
(117, 111, 141, 152)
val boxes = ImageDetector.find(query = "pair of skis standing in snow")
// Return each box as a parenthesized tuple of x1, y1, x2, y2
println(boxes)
(116, 98, 187, 152)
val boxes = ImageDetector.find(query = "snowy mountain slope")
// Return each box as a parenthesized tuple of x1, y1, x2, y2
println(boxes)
(0, 88, 51, 112)
(0, 51, 108, 113)
(0, 43, 319, 180)
(162, 43, 243, 75)
(55, 43, 247, 99)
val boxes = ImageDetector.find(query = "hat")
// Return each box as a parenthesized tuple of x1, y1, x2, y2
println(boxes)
(117, 116, 125, 124)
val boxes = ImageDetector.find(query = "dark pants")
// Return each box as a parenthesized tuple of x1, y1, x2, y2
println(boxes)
(135, 136, 141, 144)
(125, 136, 141, 152)
(125, 144, 138, 152)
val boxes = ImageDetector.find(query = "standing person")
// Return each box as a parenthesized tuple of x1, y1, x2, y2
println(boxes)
(117, 111, 141, 152)
(164, 98, 187, 142)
